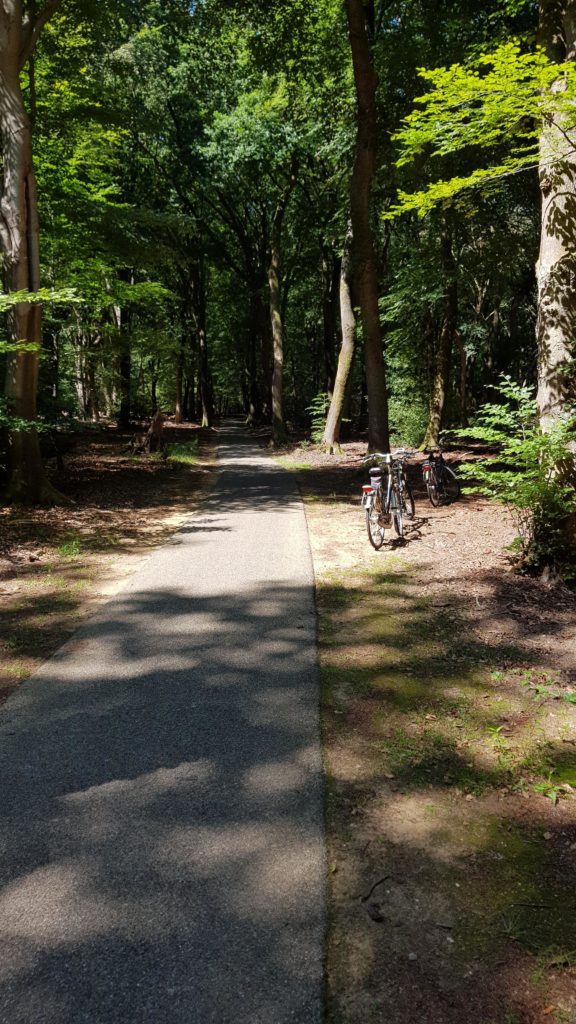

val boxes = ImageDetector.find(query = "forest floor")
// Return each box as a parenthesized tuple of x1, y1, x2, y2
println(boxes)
(0, 424, 215, 707)
(274, 440, 576, 1024)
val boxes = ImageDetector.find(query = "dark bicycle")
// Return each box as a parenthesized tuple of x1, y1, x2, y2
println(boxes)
(361, 450, 415, 549)
(422, 447, 461, 506)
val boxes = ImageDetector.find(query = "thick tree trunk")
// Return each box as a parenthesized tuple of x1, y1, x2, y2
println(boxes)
(345, 0, 390, 453)
(536, 1, 576, 429)
(1, 2, 63, 502)
(422, 227, 457, 449)
(323, 228, 356, 452)
(0, 24, 60, 501)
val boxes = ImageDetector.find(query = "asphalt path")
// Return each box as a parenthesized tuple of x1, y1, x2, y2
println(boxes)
(0, 422, 326, 1024)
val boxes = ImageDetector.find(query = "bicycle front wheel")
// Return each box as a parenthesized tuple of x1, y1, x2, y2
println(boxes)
(393, 507, 404, 538)
(392, 488, 404, 538)
(366, 493, 388, 549)
(426, 470, 440, 507)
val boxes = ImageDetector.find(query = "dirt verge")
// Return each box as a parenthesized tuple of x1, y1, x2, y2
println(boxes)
(277, 441, 576, 1024)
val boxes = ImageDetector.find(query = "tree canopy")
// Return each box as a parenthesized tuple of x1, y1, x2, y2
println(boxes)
(1, 0, 575, 495)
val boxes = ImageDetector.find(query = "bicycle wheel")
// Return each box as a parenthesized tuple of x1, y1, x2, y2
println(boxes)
(393, 505, 404, 538)
(426, 469, 440, 507)
(391, 487, 404, 538)
(402, 482, 415, 519)
(366, 492, 388, 549)
(442, 465, 461, 502)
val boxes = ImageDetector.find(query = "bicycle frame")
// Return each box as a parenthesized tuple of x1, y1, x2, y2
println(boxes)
(362, 454, 408, 514)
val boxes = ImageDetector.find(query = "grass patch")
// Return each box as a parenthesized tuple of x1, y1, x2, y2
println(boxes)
(167, 439, 199, 466)
(57, 535, 82, 559)
(277, 458, 313, 472)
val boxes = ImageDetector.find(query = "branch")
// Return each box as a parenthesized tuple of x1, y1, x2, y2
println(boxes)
(20, 0, 62, 69)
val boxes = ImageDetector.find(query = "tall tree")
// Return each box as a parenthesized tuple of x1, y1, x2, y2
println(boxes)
(1, 0, 62, 501)
(536, 0, 576, 430)
(345, 0, 390, 452)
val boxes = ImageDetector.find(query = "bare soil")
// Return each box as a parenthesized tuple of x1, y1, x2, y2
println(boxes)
(276, 441, 576, 1024)
(0, 424, 214, 705)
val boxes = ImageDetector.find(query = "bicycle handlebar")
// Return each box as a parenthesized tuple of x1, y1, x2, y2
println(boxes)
(362, 449, 414, 465)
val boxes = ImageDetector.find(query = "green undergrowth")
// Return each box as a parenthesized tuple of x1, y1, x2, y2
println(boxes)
(167, 439, 199, 465)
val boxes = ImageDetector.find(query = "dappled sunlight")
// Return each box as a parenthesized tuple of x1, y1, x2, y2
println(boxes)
(0, 560, 324, 1021)
(316, 550, 576, 1022)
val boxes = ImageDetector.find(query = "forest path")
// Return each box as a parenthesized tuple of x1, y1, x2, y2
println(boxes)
(0, 419, 325, 1024)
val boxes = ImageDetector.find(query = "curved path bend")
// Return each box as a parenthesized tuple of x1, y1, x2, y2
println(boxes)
(0, 422, 325, 1024)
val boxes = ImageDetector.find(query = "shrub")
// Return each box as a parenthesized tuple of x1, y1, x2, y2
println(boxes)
(306, 392, 331, 445)
(455, 377, 576, 576)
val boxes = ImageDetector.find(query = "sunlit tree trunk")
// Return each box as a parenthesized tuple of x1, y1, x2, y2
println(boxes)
(345, 0, 390, 453)
(1, 0, 62, 502)
(536, 0, 576, 430)
(323, 228, 356, 452)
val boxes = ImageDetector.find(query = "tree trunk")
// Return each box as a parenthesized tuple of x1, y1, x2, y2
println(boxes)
(150, 364, 158, 415)
(246, 288, 263, 424)
(456, 329, 467, 427)
(323, 228, 356, 452)
(118, 336, 131, 429)
(269, 208, 286, 444)
(174, 338, 184, 423)
(191, 258, 213, 428)
(421, 227, 458, 449)
(535, 1, 576, 430)
(0, 4, 62, 503)
(86, 346, 100, 422)
(322, 245, 340, 397)
(269, 162, 298, 446)
(345, 0, 390, 453)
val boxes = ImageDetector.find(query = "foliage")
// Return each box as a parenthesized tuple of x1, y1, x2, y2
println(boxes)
(456, 377, 576, 573)
(306, 392, 331, 444)
(388, 42, 576, 217)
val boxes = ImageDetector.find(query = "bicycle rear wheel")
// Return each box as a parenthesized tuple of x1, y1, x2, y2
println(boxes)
(366, 492, 389, 549)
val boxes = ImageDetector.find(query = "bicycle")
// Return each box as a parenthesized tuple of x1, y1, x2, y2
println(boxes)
(422, 447, 461, 506)
(361, 450, 415, 549)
